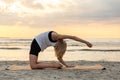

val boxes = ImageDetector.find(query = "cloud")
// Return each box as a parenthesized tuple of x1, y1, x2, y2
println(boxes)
(20, 0, 44, 10)
(0, 0, 120, 27)
(64, 0, 120, 19)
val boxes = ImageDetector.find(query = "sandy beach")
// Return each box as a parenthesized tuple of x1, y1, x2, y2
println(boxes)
(0, 38, 120, 80)
(0, 60, 120, 80)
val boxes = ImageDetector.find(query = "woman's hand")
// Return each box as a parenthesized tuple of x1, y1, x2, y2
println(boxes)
(86, 42, 93, 48)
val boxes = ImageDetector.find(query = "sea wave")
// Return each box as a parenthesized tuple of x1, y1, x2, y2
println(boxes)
(0, 47, 22, 50)
(0, 38, 120, 51)
(67, 49, 120, 52)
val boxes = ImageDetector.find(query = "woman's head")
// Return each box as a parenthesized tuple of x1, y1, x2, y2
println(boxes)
(54, 40, 67, 59)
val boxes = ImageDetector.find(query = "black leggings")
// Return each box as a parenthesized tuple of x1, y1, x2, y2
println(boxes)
(29, 39, 41, 56)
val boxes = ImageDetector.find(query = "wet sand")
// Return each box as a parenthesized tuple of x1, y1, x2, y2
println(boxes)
(0, 60, 120, 80)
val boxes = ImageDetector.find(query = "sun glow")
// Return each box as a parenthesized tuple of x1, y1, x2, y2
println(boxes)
(5, 0, 64, 17)
(0, 23, 120, 38)
(0, 1, 6, 9)
(8, 1, 33, 17)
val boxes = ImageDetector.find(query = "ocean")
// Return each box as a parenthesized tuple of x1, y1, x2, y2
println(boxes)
(0, 38, 120, 62)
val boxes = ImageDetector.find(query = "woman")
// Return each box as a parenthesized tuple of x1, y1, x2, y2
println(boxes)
(29, 31, 92, 69)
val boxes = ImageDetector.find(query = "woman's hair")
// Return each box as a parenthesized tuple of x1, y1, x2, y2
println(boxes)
(54, 40, 67, 59)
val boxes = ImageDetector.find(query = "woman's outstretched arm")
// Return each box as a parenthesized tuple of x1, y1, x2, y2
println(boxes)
(52, 32, 93, 48)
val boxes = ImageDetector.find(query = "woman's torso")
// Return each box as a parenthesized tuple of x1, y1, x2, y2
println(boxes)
(35, 31, 57, 51)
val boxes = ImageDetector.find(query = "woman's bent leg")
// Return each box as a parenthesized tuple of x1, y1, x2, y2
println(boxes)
(29, 54, 62, 69)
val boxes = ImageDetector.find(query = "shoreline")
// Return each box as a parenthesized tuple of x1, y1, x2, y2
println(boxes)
(0, 60, 120, 80)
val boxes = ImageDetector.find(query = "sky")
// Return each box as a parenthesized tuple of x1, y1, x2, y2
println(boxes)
(0, 0, 120, 38)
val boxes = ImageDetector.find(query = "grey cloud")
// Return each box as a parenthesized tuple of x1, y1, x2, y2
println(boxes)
(60, 0, 120, 20)
(20, 0, 44, 10)
(78, 0, 120, 19)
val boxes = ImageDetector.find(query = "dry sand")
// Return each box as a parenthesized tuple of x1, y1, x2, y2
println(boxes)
(0, 60, 120, 80)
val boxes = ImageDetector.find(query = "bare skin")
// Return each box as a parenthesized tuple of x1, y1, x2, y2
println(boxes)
(29, 32, 92, 69)
(29, 54, 62, 69)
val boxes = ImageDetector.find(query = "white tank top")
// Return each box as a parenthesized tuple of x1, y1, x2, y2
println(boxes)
(35, 31, 57, 51)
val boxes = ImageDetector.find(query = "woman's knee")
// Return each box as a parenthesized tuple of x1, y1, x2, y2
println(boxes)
(30, 63, 37, 69)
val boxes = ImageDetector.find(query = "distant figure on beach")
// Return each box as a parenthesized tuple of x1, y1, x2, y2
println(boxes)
(29, 31, 92, 69)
